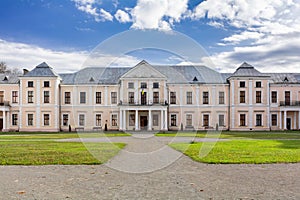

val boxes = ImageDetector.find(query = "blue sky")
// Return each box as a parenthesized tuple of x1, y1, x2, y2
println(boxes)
(0, 0, 299, 73)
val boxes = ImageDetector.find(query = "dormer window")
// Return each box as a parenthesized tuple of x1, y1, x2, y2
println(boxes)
(141, 82, 147, 89)
(284, 77, 289, 82)
(3, 76, 8, 81)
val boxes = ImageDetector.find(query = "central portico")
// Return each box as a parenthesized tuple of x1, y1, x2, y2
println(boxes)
(118, 60, 168, 131)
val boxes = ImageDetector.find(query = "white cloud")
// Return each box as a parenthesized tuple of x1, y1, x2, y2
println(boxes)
(221, 31, 265, 45)
(114, 9, 131, 23)
(131, 0, 188, 31)
(99, 8, 113, 21)
(0, 39, 141, 73)
(72, 0, 113, 22)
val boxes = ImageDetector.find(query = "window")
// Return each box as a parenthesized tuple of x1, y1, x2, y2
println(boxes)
(112, 114, 118, 126)
(0, 91, 3, 103)
(170, 92, 176, 104)
(256, 114, 262, 126)
(219, 114, 225, 127)
(153, 92, 159, 104)
(256, 91, 261, 103)
(240, 81, 245, 88)
(219, 91, 224, 104)
(186, 114, 192, 126)
(80, 92, 86, 104)
(186, 92, 192, 104)
(28, 114, 33, 126)
(153, 114, 159, 126)
(44, 91, 50, 103)
(65, 92, 71, 104)
(62, 114, 68, 126)
(153, 82, 159, 88)
(240, 91, 245, 103)
(141, 82, 147, 89)
(28, 91, 34, 103)
(96, 114, 101, 127)
(171, 114, 177, 126)
(79, 114, 85, 126)
(96, 92, 101, 104)
(272, 114, 277, 126)
(28, 81, 33, 87)
(111, 92, 117, 104)
(44, 114, 50, 126)
(256, 81, 261, 88)
(12, 114, 18, 126)
(240, 114, 246, 126)
(271, 91, 277, 103)
(44, 81, 50, 87)
(128, 82, 134, 89)
(203, 92, 209, 104)
(12, 91, 18, 103)
(203, 114, 209, 127)
(285, 91, 290, 105)
(128, 92, 134, 104)
(129, 114, 135, 126)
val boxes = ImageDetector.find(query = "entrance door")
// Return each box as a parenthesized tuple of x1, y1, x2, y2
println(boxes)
(0, 119, 3, 131)
(285, 91, 290, 105)
(287, 118, 291, 130)
(141, 92, 147, 105)
(140, 116, 148, 130)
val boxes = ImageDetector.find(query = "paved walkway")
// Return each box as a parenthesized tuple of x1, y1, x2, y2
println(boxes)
(0, 133, 299, 199)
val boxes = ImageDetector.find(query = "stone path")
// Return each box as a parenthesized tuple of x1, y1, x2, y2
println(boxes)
(0, 133, 299, 199)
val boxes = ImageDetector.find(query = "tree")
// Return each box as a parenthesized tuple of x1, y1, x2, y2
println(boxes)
(0, 62, 7, 73)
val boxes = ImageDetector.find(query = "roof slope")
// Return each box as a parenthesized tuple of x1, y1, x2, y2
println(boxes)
(23, 62, 59, 77)
(230, 62, 270, 77)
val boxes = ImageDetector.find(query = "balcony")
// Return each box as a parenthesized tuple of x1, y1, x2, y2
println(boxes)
(119, 100, 168, 106)
(280, 101, 300, 106)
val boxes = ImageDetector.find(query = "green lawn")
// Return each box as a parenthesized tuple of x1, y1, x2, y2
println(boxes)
(170, 140, 300, 164)
(0, 133, 127, 165)
(156, 131, 300, 139)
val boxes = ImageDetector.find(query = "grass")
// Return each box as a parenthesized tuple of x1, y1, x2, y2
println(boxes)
(156, 131, 300, 140)
(0, 133, 127, 165)
(170, 140, 300, 164)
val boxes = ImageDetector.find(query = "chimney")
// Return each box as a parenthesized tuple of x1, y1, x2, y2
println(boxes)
(23, 69, 29, 75)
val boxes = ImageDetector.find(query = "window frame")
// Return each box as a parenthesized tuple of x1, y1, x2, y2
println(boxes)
(95, 92, 101, 104)
(43, 114, 50, 126)
(170, 114, 177, 126)
(240, 91, 246, 103)
(153, 82, 159, 88)
(256, 91, 262, 103)
(27, 114, 34, 126)
(44, 81, 50, 87)
(239, 81, 246, 88)
(271, 114, 277, 126)
(271, 91, 277, 103)
(111, 92, 117, 104)
(44, 91, 50, 103)
(79, 114, 85, 126)
(153, 92, 159, 104)
(12, 114, 18, 126)
(186, 91, 192, 104)
(170, 92, 176, 104)
(28, 81, 34, 87)
(27, 91, 34, 103)
(65, 92, 71, 104)
(95, 114, 101, 127)
(80, 92, 86, 104)
(203, 114, 209, 127)
(240, 114, 246, 126)
(12, 91, 18, 103)
(256, 114, 262, 126)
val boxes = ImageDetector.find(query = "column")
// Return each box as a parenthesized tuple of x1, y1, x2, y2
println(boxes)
(279, 111, 282, 129)
(298, 111, 300, 129)
(3, 111, 6, 130)
(123, 110, 126, 131)
(164, 109, 168, 130)
(294, 111, 297, 129)
(135, 110, 139, 130)
(284, 110, 287, 130)
(148, 110, 152, 131)
(119, 109, 123, 130)
(161, 110, 164, 130)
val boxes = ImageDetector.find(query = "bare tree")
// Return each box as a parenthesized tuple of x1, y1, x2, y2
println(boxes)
(0, 62, 7, 73)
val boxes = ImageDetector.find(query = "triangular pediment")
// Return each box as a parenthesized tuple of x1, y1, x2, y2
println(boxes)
(121, 60, 166, 79)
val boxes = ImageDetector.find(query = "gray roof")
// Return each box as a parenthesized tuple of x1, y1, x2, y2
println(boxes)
(60, 67, 131, 85)
(23, 62, 59, 77)
(153, 65, 226, 84)
(0, 73, 19, 84)
(267, 73, 300, 84)
(230, 62, 270, 77)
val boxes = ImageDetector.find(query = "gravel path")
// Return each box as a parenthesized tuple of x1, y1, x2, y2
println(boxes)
(0, 133, 299, 199)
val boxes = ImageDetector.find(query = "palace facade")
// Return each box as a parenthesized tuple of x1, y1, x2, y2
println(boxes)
(1, 60, 300, 132)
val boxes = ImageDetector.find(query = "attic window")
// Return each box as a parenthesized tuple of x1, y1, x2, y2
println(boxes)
(89, 77, 95, 82)
(3, 76, 8, 81)
(193, 76, 198, 82)
(283, 77, 289, 82)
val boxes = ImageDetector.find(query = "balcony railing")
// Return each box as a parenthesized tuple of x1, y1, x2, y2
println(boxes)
(0, 101, 10, 106)
(119, 100, 168, 106)
(280, 101, 300, 106)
